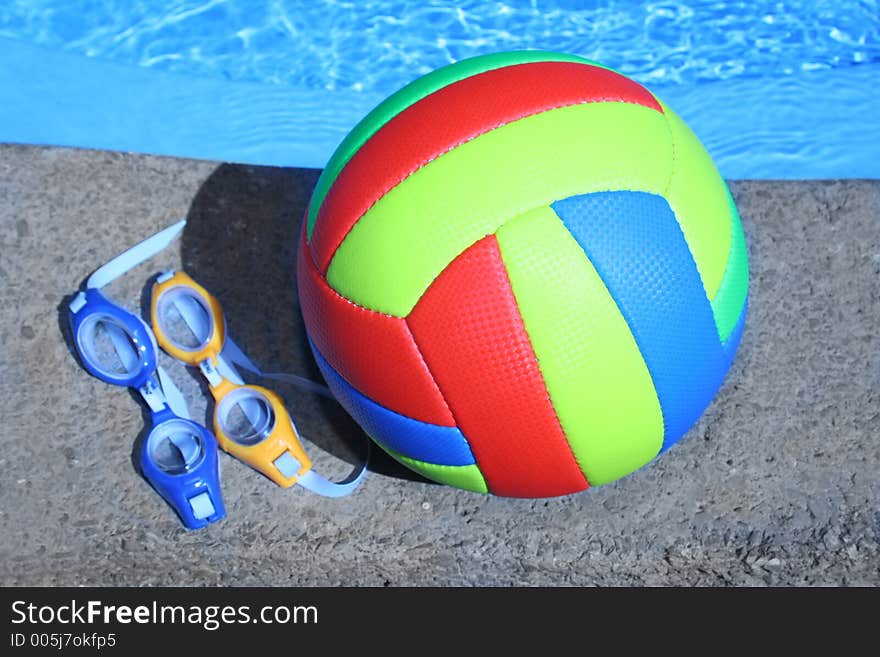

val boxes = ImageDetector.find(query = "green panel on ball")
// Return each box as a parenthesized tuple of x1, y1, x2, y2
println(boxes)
(495, 205, 664, 485)
(306, 50, 604, 239)
(326, 101, 672, 317)
(380, 444, 489, 494)
(658, 100, 732, 301)
(710, 189, 750, 342)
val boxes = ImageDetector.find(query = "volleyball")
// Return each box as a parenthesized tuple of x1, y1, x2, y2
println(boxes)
(297, 50, 749, 497)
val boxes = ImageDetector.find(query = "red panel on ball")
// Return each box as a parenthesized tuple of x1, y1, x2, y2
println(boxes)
(297, 226, 456, 426)
(309, 61, 663, 273)
(407, 236, 589, 497)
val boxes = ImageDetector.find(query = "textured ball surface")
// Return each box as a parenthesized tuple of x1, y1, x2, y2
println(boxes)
(298, 50, 749, 497)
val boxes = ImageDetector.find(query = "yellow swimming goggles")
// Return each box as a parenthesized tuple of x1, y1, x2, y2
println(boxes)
(150, 270, 366, 497)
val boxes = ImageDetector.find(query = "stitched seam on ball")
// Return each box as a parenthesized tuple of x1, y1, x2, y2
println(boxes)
(669, 205, 713, 307)
(366, 190, 645, 317)
(398, 319, 458, 428)
(713, 210, 747, 344)
(660, 106, 714, 308)
(310, 261, 457, 424)
(721, 293, 748, 350)
(403, 315, 484, 476)
(493, 230, 591, 489)
(309, 59, 641, 225)
(662, 106, 676, 199)
(310, 59, 576, 226)
(322, 98, 663, 273)
(304, 206, 324, 273)
(555, 207, 668, 441)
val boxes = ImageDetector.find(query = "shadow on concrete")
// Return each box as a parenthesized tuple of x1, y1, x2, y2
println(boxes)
(180, 163, 429, 483)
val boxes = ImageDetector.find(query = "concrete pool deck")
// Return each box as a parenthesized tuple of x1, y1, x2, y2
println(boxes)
(0, 144, 877, 586)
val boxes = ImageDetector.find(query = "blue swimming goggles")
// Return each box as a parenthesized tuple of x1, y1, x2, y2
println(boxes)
(68, 220, 226, 530)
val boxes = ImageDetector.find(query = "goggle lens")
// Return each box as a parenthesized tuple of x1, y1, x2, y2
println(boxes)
(147, 419, 205, 475)
(77, 314, 141, 379)
(218, 389, 275, 446)
(157, 287, 213, 351)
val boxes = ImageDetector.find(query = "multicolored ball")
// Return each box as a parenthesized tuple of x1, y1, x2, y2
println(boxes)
(298, 50, 749, 497)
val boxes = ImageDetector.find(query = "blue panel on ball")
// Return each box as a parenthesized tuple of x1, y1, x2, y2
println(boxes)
(308, 337, 477, 466)
(553, 191, 730, 451)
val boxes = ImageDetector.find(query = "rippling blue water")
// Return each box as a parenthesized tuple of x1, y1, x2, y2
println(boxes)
(0, 1, 877, 177)
(3, 0, 877, 90)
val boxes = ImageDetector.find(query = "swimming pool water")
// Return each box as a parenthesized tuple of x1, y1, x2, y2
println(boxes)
(3, 0, 878, 91)
(1, 1, 878, 178)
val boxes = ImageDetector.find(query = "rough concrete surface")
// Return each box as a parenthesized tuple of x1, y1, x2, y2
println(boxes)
(0, 144, 877, 586)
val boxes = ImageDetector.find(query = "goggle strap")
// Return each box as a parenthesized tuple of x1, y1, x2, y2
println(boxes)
(297, 464, 368, 499)
(87, 219, 186, 290)
(223, 338, 334, 399)
(260, 371, 334, 399)
(220, 338, 260, 377)
(273, 445, 367, 498)
(214, 352, 246, 386)
(290, 416, 370, 498)
(156, 366, 191, 421)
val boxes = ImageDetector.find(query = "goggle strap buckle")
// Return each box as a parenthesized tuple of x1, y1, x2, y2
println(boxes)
(156, 366, 190, 421)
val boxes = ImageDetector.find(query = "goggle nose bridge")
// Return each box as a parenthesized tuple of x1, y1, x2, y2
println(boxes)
(198, 357, 225, 388)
